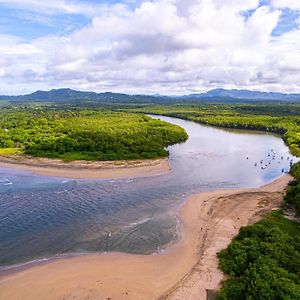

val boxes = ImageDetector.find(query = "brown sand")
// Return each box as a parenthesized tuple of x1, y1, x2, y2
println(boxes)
(0, 155, 170, 179)
(0, 175, 292, 300)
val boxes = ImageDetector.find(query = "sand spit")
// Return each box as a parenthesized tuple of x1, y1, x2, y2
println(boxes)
(0, 155, 171, 179)
(0, 175, 292, 300)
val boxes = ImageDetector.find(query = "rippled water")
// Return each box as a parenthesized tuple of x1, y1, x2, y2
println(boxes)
(0, 116, 297, 268)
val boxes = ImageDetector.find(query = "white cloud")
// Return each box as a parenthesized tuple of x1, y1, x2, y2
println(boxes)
(1, 0, 300, 94)
(271, 0, 300, 10)
(0, 0, 125, 17)
(210, 0, 259, 11)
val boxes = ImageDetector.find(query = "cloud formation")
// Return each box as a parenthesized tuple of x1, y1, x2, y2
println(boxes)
(0, 0, 106, 16)
(0, 0, 300, 94)
(272, 0, 300, 11)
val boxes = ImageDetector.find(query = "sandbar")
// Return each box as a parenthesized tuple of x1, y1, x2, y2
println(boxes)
(0, 155, 171, 179)
(0, 175, 292, 300)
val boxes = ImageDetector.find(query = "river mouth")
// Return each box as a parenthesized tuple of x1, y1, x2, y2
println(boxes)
(0, 116, 297, 268)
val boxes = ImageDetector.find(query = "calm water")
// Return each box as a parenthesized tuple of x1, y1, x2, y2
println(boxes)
(0, 116, 297, 268)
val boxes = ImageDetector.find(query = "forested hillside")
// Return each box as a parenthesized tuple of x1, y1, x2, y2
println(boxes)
(0, 108, 188, 161)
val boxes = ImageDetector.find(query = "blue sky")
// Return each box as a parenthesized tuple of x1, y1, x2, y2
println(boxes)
(0, 6, 89, 39)
(0, 0, 299, 95)
(272, 8, 299, 35)
(0, 0, 115, 39)
(243, 1, 299, 36)
(0, 1, 138, 38)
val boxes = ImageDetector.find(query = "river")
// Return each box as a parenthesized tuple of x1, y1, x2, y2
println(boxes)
(0, 115, 296, 268)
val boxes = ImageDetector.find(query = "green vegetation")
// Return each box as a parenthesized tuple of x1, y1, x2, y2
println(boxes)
(0, 148, 22, 155)
(290, 161, 300, 181)
(131, 102, 300, 298)
(0, 108, 188, 161)
(285, 180, 300, 217)
(1, 101, 299, 166)
(1, 101, 299, 298)
(217, 211, 300, 300)
(284, 161, 300, 216)
(130, 103, 300, 156)
(214, 121, 300, 299)
(1, 101, 299, 297)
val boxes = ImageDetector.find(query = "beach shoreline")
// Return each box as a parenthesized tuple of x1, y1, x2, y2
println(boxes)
(0, 174, 292, 300)
(0, 155, 171, 179)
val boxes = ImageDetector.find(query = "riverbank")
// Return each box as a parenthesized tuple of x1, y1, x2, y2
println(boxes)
(0, 174, 291, 300)
(0, 155, 171, 179)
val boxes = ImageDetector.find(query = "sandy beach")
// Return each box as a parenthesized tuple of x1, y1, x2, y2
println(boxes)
(0, 174, 292, 300)
(0, 155, 171, 179)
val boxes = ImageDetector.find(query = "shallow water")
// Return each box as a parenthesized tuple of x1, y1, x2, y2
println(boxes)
(0, 116, 297, 268)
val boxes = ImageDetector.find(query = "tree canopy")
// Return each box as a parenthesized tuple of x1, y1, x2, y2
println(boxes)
(0, 108, 188, 161)
(217, 211, 300, 300)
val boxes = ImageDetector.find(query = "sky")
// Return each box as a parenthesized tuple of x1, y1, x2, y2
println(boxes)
(0, 0, 299, 95)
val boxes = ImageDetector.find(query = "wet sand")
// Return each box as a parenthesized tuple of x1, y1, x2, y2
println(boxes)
(0, 155, 170, 179)
(0, 175, 292, 300)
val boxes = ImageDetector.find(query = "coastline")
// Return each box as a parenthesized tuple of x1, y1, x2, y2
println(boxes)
(0, 155, 171, 179)
(0, 174, 292, 300)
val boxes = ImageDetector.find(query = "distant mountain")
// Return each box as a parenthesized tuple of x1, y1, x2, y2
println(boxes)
(0, 88, 299, 103)
(28, 88, 99, 101)
(0, 88, 160, 104)
(185, 88, 300, 101)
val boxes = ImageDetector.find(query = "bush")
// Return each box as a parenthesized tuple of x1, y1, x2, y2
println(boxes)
(217, 211, 300, 299)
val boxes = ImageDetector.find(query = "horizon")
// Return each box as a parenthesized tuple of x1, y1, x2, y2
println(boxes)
(2, 86, 300, 97)
(0, 1, 300, 95)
